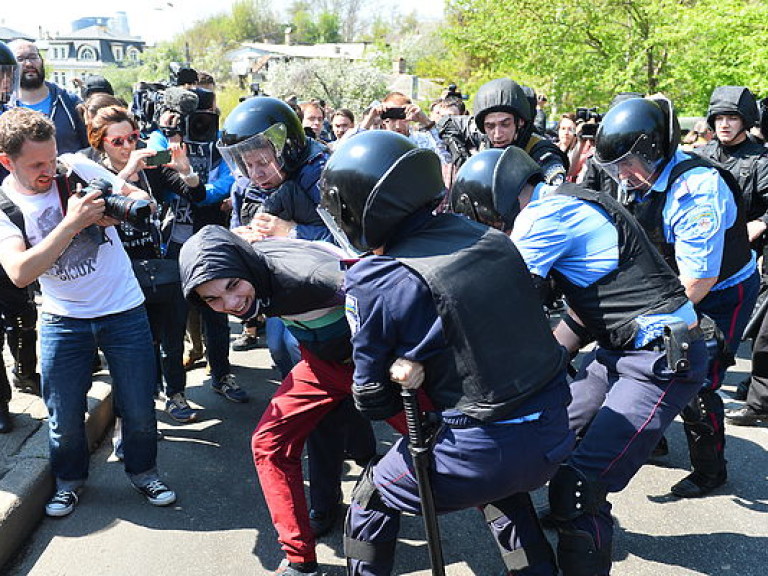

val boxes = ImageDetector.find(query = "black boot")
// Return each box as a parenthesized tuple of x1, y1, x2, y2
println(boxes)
(672, 390, 727, 498)
(0, 401, 12, 434)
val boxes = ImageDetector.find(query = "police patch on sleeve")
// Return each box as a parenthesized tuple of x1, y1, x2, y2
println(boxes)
(345, 295, 360, 335)
(685, 204, 718, 238)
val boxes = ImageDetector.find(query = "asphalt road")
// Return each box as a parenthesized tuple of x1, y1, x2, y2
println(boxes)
(5, 333, 768, 576)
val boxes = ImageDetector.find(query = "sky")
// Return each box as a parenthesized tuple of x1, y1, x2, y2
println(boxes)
(1, 0, 446, 44)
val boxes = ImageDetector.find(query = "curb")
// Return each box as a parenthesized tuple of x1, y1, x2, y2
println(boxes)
(0, 378, 114, 569)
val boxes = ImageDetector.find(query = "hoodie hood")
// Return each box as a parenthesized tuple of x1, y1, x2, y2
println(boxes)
(179, 225, 345, 317)
(707, 86, 759, 130)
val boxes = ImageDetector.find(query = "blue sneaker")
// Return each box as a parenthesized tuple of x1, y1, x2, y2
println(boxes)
(165, 393, 198, 423)
(212, 374, 249, 403)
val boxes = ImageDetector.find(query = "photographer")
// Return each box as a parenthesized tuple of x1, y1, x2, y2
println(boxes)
(86, 104, 206, 424)
(146, 84, 246, 402)
(0, 107, 176, 517)
(358, 92, 451, 165)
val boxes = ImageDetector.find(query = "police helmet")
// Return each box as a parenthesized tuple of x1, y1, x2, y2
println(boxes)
(319, 131, 444, 252)
(217, 96, 307, 177)
(706, 86, 759, 131)
(0, 41, 20, 106)
(450, 147, 544, 232)
(473, 78, 532, 133)
(595, 98, 677, 189)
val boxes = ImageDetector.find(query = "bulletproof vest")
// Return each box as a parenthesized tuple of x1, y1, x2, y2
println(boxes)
(698, 137, 768, 221)
(0, 190, 35, 311)
(387, 214, 567, 422)
(260, 240, 351, 363)
(631, 154, 752, 283)
(525, 134, 569, 184)
(550, 183, 689, 349)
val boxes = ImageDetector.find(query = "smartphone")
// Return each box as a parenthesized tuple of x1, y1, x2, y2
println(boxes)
(381, 107, 407, 120)
(145, 149, 172, 166)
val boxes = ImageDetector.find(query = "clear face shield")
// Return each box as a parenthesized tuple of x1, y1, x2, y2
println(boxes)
(0, 63, 20, 107)
(217, 123, 287, 189)
(595, 133, 664, 194)
(316, 197, 363, 258)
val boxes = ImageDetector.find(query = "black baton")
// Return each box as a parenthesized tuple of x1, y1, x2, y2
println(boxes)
(401, 388, 445, 576)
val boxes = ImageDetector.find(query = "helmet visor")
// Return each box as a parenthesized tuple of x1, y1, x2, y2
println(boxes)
(0, 63, 20, 106)
(316, 205, 362, 257)
(595, 134, 663, 192)
(217, 123, 287, 187)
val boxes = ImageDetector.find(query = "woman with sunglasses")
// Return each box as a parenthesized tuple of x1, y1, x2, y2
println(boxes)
(87, 105, 206, 424)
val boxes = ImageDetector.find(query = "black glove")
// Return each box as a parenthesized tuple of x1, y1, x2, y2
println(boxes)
(352, 381, 403, 421)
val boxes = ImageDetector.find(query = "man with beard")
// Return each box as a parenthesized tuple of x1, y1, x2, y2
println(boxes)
(7, 40, 88, 154)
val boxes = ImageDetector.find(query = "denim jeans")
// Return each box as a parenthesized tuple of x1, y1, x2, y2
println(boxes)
(145, 284, 188, 398)
(40, 306, 158, 489)
(266, 317, 301, 379)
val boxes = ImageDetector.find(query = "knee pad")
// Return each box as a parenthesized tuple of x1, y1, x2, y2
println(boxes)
(557, 529, 612, 576)
(548, 465, 607, 524)
(350, 457, 387, 512)
(681, 390, 723, 435)
(483, 494, 556, 573)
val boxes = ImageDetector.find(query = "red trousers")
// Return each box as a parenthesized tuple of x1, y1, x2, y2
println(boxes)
(252, 347, 408, 563)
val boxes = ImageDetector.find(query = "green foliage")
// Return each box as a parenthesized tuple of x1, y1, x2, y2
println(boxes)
(440, 0, 768, 116)
(264, 59, 388, 116)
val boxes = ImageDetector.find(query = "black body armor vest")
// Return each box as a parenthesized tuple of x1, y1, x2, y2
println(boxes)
(550, 183, 689, 349)
(387, 214, 567, 422)
(631, 154, 751, 283)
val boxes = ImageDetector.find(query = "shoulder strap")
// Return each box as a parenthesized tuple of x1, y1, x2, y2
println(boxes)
(0, 188, 31, 248)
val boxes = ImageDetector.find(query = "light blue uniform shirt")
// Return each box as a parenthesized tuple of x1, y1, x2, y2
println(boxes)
(512, 183, 696, 348)
(645, 149, 756, 290)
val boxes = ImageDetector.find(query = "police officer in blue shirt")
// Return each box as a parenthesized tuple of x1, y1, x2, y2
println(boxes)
(449, 146, 709, 576)
(595, 97, 760, 498)
(320, 130, 575, 576)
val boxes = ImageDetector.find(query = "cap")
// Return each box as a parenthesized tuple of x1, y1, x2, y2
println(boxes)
(83, 75, 114, 99)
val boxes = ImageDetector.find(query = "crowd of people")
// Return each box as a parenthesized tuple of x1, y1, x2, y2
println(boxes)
(1, 35, 768, 576)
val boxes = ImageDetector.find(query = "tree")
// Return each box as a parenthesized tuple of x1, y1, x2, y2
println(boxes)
(264, 58, 388, 116)
(442, 0, 768, 115)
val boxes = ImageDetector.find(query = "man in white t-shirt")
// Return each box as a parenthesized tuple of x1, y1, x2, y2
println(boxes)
(0, 107, 176, 517)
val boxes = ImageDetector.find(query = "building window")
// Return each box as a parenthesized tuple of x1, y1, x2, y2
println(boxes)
(78, 46, 98, 61)
(113, 46, 123, 61)
(127, 46, 140, 63)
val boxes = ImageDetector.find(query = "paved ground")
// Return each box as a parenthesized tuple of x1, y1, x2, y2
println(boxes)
(1, 324, 767, 575)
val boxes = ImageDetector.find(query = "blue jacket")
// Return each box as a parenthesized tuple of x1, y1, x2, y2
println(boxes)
(46, 82, 89, 154)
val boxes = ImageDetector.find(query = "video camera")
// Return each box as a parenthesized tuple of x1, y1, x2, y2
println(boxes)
(576, 107, 603, 123)
(157, 86, 219, 143)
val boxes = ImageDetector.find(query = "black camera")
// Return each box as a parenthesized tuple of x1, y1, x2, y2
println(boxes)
(381, 107, 407, 120)
(79, 178, 152, 231)
(576, 107, 603, 123)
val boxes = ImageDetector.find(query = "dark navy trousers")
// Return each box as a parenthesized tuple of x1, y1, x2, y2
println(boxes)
(346, 384, 575, 576)
(559, 341, 709, 574)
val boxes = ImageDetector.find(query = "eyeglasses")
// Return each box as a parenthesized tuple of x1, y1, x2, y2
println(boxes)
(16, 54, 41, 63)
(104, 131, 140, 147)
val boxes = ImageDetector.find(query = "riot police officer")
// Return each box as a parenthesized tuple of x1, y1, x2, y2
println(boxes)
(696, 86, 768, 406)
(320, 130, 575, 576)
(0, 41, 39, 434)
(449, 146, 709, 575)
(594, 97, 760, 497)
(438, 77, 568, 184)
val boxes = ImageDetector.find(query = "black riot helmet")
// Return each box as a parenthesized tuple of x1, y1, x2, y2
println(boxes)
(0, 41, 20, 106)
(706, 86, 759, 132)
(473, 78, 533, 134)
(319, 131, 445, 253)
(450, 147, 544, 232)
(595, 97, 677, 191)
(217, 96, 307, 177)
